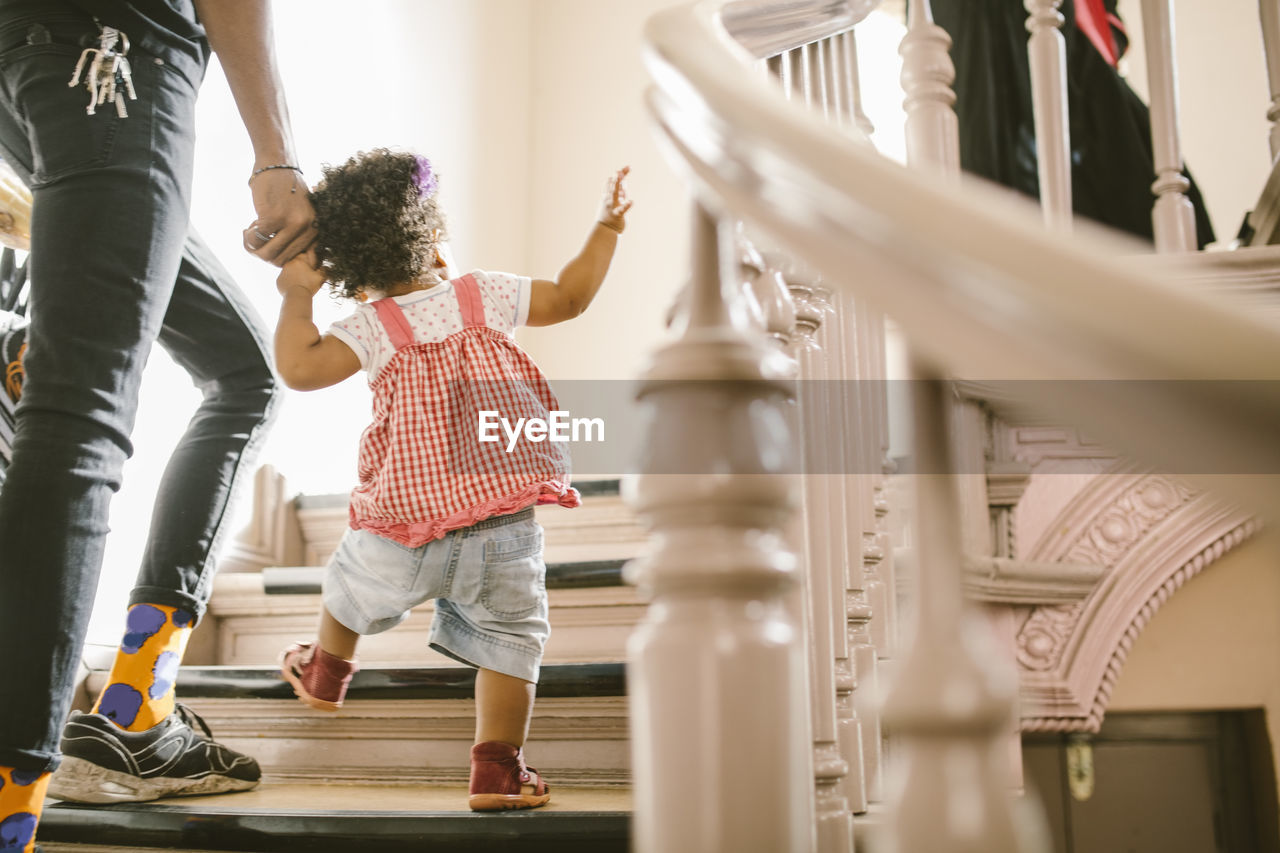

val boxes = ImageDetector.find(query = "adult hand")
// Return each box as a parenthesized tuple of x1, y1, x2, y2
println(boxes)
(243, 167, 317, 267)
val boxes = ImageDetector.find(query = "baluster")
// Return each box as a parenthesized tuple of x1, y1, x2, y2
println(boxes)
(804, 41, 829, 117)
(1261, 0, 1280, 160)
(1024, 0, 1073, 229)
(841, 30, 876, 136)
(767, 52, 785, 82)
(875, 315, 900, 659)
(849, 299, 890, 803)
(813, 284, 869, 816)
(787, 273, 857, 852)
(829, 286, 885, 809)
(784, 46, 813, 104)
(627, 204, 813, 853)
(781, 48, 801, 101)
(743, 237, 797, 364)
(895, 9, 1036, 848)
(900, 0, 960, 175)
(822, 36, 847, 127)
(880, 367, 1023, 853)
(1141, 0, 1197, 252)
(858, 306, 895, 662)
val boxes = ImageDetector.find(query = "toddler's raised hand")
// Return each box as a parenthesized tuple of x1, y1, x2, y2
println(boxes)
(276, 248, 326, 297)
(598, 166, 632, 234)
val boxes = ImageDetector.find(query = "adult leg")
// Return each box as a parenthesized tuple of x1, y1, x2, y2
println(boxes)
(134, 230, 279, 615)
(89, 230, 279, 731)
(0, 11, 201, 776)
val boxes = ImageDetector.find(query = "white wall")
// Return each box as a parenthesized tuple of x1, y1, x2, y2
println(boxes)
(515, 0, 690, 381)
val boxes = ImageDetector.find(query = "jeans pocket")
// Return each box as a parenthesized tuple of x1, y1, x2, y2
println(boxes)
(479, 528, 545, 620)
(0, 43, 126, 187)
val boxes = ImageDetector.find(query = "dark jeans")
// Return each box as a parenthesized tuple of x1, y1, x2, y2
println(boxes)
(0, 6, 279, 772)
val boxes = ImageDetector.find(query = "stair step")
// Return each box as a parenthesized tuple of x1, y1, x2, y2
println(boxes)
(202, 575, 644, 667)
(164, 664, 631, 788)
(39, 782, 630, 852)
(261, 558, 627, 596)
(175, 662, 625, 701)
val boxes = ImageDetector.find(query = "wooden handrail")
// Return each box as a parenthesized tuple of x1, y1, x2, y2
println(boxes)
(720, 0, 879, 58)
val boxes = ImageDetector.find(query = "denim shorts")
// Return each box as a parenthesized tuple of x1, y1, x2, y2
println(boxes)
(324, 508, 549, 683)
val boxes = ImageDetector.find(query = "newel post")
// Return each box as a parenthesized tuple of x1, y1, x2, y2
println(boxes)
(626, 203, 814, 853)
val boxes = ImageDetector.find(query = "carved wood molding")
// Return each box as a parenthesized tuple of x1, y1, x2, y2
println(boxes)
(893, 549, 1104, 605)
(1016, 473, 1259, 732)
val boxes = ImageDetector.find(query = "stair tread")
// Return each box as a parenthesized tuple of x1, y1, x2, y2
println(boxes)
(177, 661, 626, 700)
(50, 781, 630, 813)
(262, 558, 628, 594)
(41, 783, 629, 852)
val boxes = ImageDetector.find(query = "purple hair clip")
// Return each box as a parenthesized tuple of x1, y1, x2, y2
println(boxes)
(412, 155, 437, 198)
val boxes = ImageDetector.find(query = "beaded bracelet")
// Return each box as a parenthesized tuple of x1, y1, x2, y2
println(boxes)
(248, 164, 303, 185)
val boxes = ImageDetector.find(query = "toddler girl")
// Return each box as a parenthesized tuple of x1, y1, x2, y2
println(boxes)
(273, 149, 630, 810)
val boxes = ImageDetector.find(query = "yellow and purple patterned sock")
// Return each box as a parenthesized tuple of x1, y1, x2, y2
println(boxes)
(91, 603, 194, 731)
(0, 766, 50, 852)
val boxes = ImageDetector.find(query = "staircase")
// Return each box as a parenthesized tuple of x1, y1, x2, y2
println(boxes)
(38, 476, 643, 852)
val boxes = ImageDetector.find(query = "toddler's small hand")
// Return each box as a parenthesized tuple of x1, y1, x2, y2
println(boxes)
(276, 248, 326, 297)
(599, 166, 632, 234)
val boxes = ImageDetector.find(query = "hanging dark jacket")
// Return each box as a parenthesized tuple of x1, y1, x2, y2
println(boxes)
(932, 0, 1215, 248)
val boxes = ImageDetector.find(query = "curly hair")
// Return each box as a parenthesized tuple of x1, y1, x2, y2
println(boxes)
(310, 148, 449, 299)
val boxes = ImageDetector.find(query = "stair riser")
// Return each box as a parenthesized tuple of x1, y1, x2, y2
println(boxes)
(179, 697, 631, 787)
(206, 588, 644, 666)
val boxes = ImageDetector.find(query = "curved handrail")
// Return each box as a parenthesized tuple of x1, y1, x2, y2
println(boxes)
(645, 1, 1280, 516)
(721, 0, 879, 57)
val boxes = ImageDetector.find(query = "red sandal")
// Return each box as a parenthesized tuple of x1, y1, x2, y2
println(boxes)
(279, 641, 358, 711)
(468, 741, 551, 811)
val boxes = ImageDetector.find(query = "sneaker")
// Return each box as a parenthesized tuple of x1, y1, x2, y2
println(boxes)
(47, 704, 260, 804)
(468, 741, 551, 811)
(279, 641, 358, 711)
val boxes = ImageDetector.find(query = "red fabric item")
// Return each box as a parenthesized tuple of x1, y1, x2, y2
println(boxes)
(281, 642, 357, 710)
(372, 297, 416, 350)
(469, 741, 551, 810)
(454, 275, 487, 328)
(1075, 0, 1119, 66)
(349, 274, 579, 548)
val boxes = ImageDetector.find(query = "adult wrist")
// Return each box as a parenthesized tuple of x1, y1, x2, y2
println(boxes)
(249, 164, 303, 186)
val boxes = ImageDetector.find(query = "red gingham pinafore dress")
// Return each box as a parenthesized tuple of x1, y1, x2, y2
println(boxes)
(347, 274, 579, 547)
